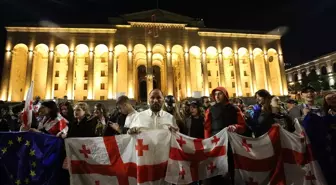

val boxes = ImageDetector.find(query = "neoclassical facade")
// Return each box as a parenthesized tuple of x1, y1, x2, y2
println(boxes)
(1, 9, 288, 102)
(286, 51, 336, 87)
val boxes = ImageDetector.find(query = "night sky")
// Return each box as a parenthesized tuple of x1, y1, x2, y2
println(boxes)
(1, 0, 336, 74)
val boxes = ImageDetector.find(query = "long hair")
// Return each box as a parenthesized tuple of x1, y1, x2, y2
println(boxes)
(262, 95, 273, 113)
(94, 103, 107, 118)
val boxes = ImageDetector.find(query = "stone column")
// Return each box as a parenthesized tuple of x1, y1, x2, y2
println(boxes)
(107, 50, 114, 99)
(278, 54, 287, 95)
(184, 51, 191, 97)
(263, 53, 272, 93)
(146, 51, 153, 94)
(46, 50, 55, 99)
(234, 53, 242, 96)
(249, 53, 257, 94)
(166, 51, 174, 95)
(1, 50, 12, 101)
(127, 50, 134, 98)
(112, 54, 118, 99)
(218, 53, 226, 87)
(201, 52, 209, 96)
(24, 50, 34, 99)
(67, 51, 75, 99)
(277, 41, 288, 95)
(88, 51, 94, 99)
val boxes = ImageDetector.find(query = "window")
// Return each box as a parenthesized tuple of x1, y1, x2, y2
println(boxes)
(100, 83, 105, 90)
(56, 57, 60, 63)
(101, 70, 106, 77)
(229, 59, 234, 66)
(74, 84, 76, 90)
(231, 71, 234, 77)
(84, 83, 88, 90)
(218, 81, 220, 86)
(83, 96, 87, 100)
(85, 57, 89, 65)
(245, 82, 249, 88)
(65, 84, 67, 90)
(242, 59, 247, 64)
(179, 84, 181, 90)
(207, 60, 210, 63)
(101, 57, 106, 63)
(74, 71, 76, 78)
(55, 71, 59, 77)
(84, 71, 88, 80)
(246, 93, 250, 97)
(244, 71, 248, 76)
(54, 84, 58, 90)
(216, 71, 219, 77)
(208, 82, 212, 88)
(232, 82, 235, 88)
(208, 70, 211, 76)
(100, 96, 105, 100)
(233, 93, 236, 97)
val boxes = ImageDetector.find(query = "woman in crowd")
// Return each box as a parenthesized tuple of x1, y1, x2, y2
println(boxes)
(30, 101, 68, 137)
(59, 101, 74, 124)
(270, 95, 295, 132)
(66, 102, 97, 138)
(92, 103, 109, 136)
(183, 100, 204, 139)
(244, 89, 273, 137)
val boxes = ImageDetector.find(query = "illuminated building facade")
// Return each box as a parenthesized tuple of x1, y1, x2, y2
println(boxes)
(1, 9, 288, 102)
(286, 52, 336, 88)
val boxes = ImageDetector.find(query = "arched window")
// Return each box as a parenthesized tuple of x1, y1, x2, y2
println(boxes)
(301, 71, 307, 78)
(333, 62, 336, 73)
(321, 66, 327, 75)
(293, 73, 298, 82)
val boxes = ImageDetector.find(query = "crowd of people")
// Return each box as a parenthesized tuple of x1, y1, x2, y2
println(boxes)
(0, 86, 335, 185)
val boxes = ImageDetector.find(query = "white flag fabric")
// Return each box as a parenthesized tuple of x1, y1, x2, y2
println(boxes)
(165, 128, 228, 184)
(22, 81, 34, 128)
(229, 123, 327, 185)
(65, 130, 171, 185)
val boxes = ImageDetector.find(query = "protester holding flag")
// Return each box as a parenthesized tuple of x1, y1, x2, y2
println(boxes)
(29, 101, 68, 137)
(128, 89, 179, 134)
(204, 86, 246, 185)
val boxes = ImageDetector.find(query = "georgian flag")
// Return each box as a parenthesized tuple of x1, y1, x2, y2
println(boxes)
(22, 81, 34, 128)
(65, 130, 171, 185)
(165, 128, 228, 184)
(229, 123, 327, 185)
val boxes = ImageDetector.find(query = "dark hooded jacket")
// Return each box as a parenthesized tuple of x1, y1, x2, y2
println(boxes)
(204, 87, 246, 138)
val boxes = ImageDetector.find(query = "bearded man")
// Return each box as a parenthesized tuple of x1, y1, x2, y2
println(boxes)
(128, 89, 179, 134)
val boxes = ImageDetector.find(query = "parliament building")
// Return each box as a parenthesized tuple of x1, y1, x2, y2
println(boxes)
(1, 9, 288, 102)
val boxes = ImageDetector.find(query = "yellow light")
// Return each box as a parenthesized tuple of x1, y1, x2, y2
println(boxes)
(238, 48, 248, 56)
(206, 46, 217, 57)
(190, 46, 201, 56)
(222, 47, 233, 58)
(94, 44, 108, 56)
(55, 44, 69, 57)
(75, 44, 89, 56)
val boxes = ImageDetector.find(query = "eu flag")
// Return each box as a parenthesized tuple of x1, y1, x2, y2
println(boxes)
(0, 132, 64, 185)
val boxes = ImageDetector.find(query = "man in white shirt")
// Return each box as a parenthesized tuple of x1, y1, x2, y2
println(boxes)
(110, 95, 138, 134)
(128, 89, 178, 134)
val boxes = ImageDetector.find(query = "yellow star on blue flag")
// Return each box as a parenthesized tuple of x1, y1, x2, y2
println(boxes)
(0, 132, 64, 185)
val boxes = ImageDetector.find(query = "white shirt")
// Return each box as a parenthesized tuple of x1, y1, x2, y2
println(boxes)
(129, 109, 177, 130)
(124, 109, 138, 128)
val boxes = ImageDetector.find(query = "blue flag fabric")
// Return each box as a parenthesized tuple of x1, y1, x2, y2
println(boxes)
(0, 132, 64, 185)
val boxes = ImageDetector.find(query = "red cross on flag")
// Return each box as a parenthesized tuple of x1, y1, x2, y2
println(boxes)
(165, 128, 228, 184)
(65, 130, 171, 185)
(22, 81, 34, 129)
(228, 123, 327, 185)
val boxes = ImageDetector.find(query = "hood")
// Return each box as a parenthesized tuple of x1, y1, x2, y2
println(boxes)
(211, 86, 229, 101)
